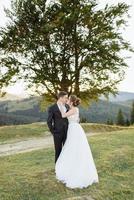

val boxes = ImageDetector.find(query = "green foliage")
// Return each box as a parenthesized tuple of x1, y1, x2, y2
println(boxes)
(130, 101, 134, 124)
(80, 116, 88, 123)
(0, 0, 133, 106)
(116, 108, 125, 126)
(107, 118, 114, 125)
(0, 96, 132, 125)
(125, 118, 130, 126)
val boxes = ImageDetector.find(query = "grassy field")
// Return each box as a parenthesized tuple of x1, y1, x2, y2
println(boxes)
(0, 122, 133, 144)
(0, 127, 133, 200)
(0, 123, 49, 144)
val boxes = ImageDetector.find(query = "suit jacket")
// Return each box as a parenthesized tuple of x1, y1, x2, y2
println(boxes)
(47, 103, 70, 135)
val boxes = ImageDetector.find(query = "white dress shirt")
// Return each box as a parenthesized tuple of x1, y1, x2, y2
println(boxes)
(57, 103, 67, 113)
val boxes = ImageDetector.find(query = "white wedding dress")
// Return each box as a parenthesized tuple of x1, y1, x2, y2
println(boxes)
(55, 107, 99, 189)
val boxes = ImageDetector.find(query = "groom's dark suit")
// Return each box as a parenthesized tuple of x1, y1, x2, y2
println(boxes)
(47, 103, 69, 163)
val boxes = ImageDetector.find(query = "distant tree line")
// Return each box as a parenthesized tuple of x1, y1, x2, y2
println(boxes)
(0, 98, 134, 126)
(107, 101, 134, 126)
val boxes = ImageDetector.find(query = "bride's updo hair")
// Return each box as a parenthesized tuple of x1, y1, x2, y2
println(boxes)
(69, 95, 81, 106)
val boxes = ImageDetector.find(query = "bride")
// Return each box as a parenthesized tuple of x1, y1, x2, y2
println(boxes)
(55, 95, 99, 189)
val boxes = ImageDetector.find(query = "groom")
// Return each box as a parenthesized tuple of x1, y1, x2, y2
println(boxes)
(47, 91, 69, 163)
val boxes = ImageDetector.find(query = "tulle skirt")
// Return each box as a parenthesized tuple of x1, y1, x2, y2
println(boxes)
(55, 122, 99, 189)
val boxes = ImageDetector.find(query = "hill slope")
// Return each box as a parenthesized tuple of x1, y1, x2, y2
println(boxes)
(0, 92, 134, 125)
(100, 91, 134, 102)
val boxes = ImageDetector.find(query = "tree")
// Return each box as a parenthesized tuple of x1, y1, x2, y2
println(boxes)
(130, 101, 134, 125)
(116, 108, 125, 126)
(80, 116, 87, 123)
(125, 118, 130, 126)
(107, 118, 110, 125)
(107, 118, 113, 125)
(0, 0, 133, 106)
(109, 119, 113, 125)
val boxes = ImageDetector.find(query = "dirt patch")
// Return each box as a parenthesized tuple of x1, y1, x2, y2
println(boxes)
(0, 132, 98, 157)
(64, 195, 94, 200)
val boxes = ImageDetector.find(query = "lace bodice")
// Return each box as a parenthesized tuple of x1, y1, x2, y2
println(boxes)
(67, 107, 80, 123)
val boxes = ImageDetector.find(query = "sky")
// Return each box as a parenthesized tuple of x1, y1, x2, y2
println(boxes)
(0, 0, 134, 97)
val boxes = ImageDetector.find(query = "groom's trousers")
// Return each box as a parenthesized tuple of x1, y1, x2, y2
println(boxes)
(53, 131, 67, 163)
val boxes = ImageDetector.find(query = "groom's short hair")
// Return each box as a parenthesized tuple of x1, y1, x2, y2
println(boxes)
(57, 91, 68, 99)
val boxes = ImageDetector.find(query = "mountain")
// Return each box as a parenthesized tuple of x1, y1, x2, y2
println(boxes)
(0, 96, 40, 112)
(0, 91, 134, 125)
(0, 92, 28, 101)
(100, 91, 134, 102)
(80, 99, 132, 123)
(0, 96, 43, 125)
(113, 99, 134, 107)
(0, 97, 133, 126)
(1, 91, 134, 103)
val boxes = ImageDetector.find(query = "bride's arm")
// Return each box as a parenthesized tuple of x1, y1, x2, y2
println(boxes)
(60, 106, 76, 118)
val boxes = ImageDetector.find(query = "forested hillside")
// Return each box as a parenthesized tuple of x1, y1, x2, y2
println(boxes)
(0, 92, 134, 125)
